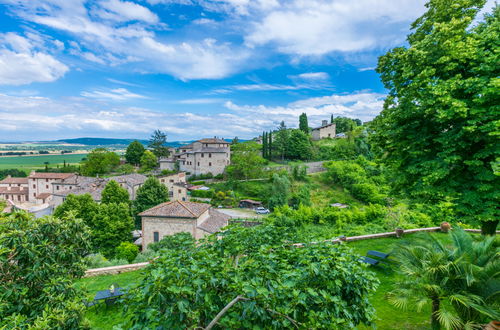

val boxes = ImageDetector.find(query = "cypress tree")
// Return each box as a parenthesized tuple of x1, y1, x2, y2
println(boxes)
(268, 130, 273, 160)
(262, 131, 267, 159)
(331, 114, 334, 124)
(299, 113, 309, 134)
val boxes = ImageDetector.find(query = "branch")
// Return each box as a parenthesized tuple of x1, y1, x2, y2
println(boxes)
(205, 295, 250, 330)
(266, 308, 301, 328)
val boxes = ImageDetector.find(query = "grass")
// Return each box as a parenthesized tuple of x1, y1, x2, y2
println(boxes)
(77, 232, 454, 329)
(0, 153, 87, 171)
(307, 172, 362, 208)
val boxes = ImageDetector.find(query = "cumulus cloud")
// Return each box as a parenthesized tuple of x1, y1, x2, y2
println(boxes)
(0, 32, 68, 85)
(3, 0, 249, 80)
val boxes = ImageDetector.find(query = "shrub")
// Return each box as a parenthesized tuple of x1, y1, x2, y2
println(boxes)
(190, 189, 214, 198)
(349, 183, 386, 204)
(190, 180, 206, 185)
(115, 242, 140, 263)
(84, 253, 129, 268)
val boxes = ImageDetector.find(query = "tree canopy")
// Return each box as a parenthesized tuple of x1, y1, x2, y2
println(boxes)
(0, 212, 91, 328)
(299, 112, 309, 133)
(140, 150, 158, 172)
(133, 176, 169, 228)
(125, 140, 145, 166)
(80, 148, 120, 177)
(101, 180, 130, 205)
(148, 130, 170, 158)
(226, 141, 266, 180)
(371, 0, 499, 234)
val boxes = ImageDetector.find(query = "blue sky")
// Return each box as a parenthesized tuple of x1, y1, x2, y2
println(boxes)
(0, 0, 495, 141)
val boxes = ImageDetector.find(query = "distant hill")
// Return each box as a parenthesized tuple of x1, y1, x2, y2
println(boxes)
(56, 137, 190, 147)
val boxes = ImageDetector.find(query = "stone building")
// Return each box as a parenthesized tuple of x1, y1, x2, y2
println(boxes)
(311, 120, 336, 141)
(0, 176, 29, 203)
(159, 138, 230, 176)
(158, 172, 188, 201)
(139, 200, 230, 249)
(28, 172, 76, 204)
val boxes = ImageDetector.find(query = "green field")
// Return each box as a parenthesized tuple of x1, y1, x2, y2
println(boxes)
(0, 153, 87, 171)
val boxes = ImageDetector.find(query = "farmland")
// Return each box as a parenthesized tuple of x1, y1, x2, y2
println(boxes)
(0, 153, 87, 171)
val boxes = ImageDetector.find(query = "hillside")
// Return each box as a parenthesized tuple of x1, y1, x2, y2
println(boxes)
(56, 137, 190, 147)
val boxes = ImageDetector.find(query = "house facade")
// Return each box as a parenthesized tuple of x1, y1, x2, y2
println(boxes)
(159, 138, 230, 176)
(0, 176, 29, 203)
(158, 172, 188, 201)
(28, 172, 76, 204)
(139, 200, 230, 249)
(311, 120, 336, 141)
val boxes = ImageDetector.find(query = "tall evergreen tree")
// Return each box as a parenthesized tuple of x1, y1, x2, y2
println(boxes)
(331, 114, 334, 124)
(299, 113, 309, 134)
(262, 131, 267, 159)
(268, 130, 273, 160)
(148, 130, 170, 158)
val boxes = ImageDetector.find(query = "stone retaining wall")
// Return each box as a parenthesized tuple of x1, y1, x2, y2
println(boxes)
(85, 227, 498, 277)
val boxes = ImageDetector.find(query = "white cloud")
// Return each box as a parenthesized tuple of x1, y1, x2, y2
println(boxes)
(4, 0, 249, 80)
(81, 88, 147, 101)
(245, 0, 427, 55)
(295, 72, 329, 80)
(0, 32, 68, 85)
(95, 0, 159, 24)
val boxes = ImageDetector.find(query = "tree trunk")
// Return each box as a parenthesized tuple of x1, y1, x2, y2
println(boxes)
(481, 220, 498, 235)
(431, 297, 440, 330)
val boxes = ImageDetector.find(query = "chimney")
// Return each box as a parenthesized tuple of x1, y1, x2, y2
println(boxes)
(322, 120, 328, 126)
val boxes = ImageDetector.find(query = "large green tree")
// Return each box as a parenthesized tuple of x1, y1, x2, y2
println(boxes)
(140, 150, 158, 172)
(287, 129, 313, 160)
(125, 140, 145, 166)
(299, 112, 309, 134)
(332, 116, 358, 134)
(148, 130, 170, 158)
(92, 203, 134, 258)
(274, 121, 290, 161)
(268, 173, 291, 210)
(54, 193, 98, 228)
(371, 0, 499, 234)
(0, 212, 91, 328)
(81, 148, 120, 176)
(101, 180, 130, 205)
(226, 141, 266, 180)
(133, 177, 169, 228)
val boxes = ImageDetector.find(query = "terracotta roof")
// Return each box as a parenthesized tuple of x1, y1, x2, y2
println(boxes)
(197, 209, 230, 233)
(0, 176, 29, 184)
(0, 187, 28, 195)
(197, 138, 229, 144)
(109, 173, 147, 186)
(312, 122, 335, 131)
(138, 200, 210, 218)
(29, 172, 75, 180)
(36, 193, 52, 200)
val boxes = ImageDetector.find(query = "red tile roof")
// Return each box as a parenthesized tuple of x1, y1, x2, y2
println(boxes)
(29, 172, 75, 180)
(0, 177, 29, 184)
(139, 200, 211, 218)
(197, 209, 230, 233)
(35, 193, 52, 200)
(0, 187, 28, 195)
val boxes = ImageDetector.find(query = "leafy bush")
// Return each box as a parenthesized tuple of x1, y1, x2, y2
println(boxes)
(148, 232, 195, 252)
(188, 173, 213, 181)
(190, 189, 214, 198)
(84, 253, 129, 268)
(115, 242, 140, 263)
(349, 182, 385, 204)
(132, 249, 157, 263)
(0, 212, 91, 328)
(123, 225, 378, 328)
(190, 180, 206, 185)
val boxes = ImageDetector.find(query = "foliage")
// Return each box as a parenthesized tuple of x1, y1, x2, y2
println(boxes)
(80, 148, 120, 176)
(125, 140, 145, 166)
(188, 172, 213, 181)
(54, 193, 98, 228)
(148, 232, 195, 252)
(226, 141, 266, 180)
(387, 228, 500, 329)
(299, 112, 309, 133)
(273, 121, 290, 161)
(0, 212, 91, 328)
(286, 129, 313, 160)
(123, 225, 378, 329)
(290, 184, 312, 208)
(371, 0, 499, 233)
(291, 164, 308, 181)
(268, 173, 291, 209)
(84, 253, 129, 268)
(116, 163, 135, 174)
(140, 150, 158, 171)
(332, 116, 359, 133)
(0, 169, 27, 180)
(101, 180, 130, 204)
(115, 242, 140, 263)
(148, 129, 170, 158)
(133, 176, 169, 228)
(92, 203, 134, 258)
(190, 189, 214, 198)
(324, 157, 388, 204)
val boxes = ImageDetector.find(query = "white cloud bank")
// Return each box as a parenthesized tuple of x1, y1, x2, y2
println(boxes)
(0, 32, 69, 85)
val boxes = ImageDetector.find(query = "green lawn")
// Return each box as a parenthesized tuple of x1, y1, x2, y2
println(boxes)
(0, 153, 87, 171)
(77, 232, 453, 329)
